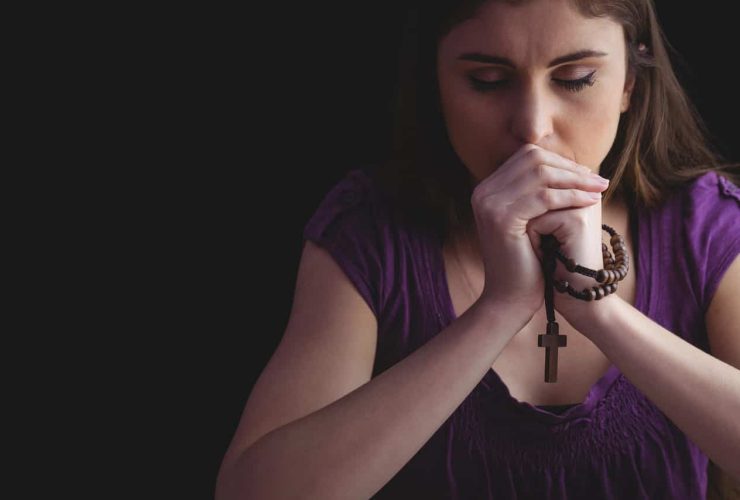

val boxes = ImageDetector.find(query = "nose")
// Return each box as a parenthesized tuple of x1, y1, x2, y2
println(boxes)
(508, 81, 555, 146)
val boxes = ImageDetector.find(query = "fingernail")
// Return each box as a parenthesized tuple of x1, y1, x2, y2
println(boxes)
(588, 191, 602, 199)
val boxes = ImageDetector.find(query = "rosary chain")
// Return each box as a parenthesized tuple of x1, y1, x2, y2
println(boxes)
(548, 224, 629, 301)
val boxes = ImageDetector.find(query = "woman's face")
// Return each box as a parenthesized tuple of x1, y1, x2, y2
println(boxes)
(436, 0, 636, 183)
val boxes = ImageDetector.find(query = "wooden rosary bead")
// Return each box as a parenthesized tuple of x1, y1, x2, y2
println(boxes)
(597, 268, 625, 284)
(539, 224, 628, 383)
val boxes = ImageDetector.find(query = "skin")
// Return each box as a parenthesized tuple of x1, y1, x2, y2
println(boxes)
(436, 0, 636, 313)
(437, 0, 635, 183)
(215, 3, 739, 497)
(432, 5, 740, 481)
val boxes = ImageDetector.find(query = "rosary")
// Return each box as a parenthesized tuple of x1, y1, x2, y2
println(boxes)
(538, 224, 629, 383)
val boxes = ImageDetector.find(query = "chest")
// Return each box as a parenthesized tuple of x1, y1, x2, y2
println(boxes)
(443, 221, 637, 406)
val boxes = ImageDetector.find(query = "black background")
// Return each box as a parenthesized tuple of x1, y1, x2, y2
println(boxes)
(109, 2, 739, 498)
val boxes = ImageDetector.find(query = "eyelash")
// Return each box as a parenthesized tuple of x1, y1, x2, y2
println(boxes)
(468, 71, 597, 93)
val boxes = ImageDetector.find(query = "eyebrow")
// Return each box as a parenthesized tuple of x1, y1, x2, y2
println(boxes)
(457, 49, 608, 68)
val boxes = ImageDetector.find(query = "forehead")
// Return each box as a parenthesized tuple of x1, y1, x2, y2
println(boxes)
(438, 0, 625, 63)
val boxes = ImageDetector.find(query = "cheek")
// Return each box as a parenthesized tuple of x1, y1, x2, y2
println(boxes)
(567, 97, 623, 169)
(439, 82, 504, 179)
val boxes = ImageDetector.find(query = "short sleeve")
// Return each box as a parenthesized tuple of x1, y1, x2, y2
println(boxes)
(684, 171, 740, 313)
(302, 169, 383, 318)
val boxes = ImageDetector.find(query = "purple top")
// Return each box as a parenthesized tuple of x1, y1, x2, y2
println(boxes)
(302, 166, 740, 499)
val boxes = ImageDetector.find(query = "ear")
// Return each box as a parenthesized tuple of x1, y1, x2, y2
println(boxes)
(621, 70, 636, 113)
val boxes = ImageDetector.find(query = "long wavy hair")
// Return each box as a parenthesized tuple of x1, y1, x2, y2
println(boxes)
(372, 0, 739, 244)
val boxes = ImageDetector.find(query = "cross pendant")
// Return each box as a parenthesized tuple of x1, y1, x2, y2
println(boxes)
(538, 321, 567, 383)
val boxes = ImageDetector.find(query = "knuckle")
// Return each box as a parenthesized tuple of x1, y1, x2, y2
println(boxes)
(534, 163, 549, 180)
(490, 210, 511, 230)
(471, 191, 486, 210)
(568, 202, 590, 223)
(574, 212, 590, 227)
(479, 194, 498, 212)
(534, 149, 549, 164)
(525, 147, 546, 164)
(537, 188, 552, 204)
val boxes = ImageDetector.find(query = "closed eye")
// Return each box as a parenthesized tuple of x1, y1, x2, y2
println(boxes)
(468, 71, 597, 93)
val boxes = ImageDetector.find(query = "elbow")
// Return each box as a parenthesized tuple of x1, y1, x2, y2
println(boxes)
(214, 450, 256, 500)
(214, 446, 328, 500)
(214, 460, 237, 500)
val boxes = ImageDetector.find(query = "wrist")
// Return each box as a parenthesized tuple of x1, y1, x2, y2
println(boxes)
(473, 293, 539, 329)
(549, 226, 629, 302)
(557, 292, 622, 338)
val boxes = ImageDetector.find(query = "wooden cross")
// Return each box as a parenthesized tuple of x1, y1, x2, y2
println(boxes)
(538, 322, 567, 383)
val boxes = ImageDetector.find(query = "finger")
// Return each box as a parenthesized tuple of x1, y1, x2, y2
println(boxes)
(527, 212, 568, 253)
(510, 143, 541, 163)
(481, 163, 607, 207)
(524, 147, 597, 176)
(526, 214, 572, 262)
(525, 163, 610, 192)
(527, 226, 546, 261)
(478, 147, 607, 199)
(510, 187, 601, 222)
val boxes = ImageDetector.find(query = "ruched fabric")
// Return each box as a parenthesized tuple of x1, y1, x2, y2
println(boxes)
(302, 167, 740, 499)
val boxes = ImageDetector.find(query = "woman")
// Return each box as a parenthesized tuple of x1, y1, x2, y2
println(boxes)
(216, 0, 740, 498)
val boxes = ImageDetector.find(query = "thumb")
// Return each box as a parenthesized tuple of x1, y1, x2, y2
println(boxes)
(527, 215, 566, 261)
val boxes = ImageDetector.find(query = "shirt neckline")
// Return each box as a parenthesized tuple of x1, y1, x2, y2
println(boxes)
(434, 205, 647, 422)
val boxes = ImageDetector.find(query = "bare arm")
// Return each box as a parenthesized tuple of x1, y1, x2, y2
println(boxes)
(215, 146, 605, 499)
(223, 299, 524, 499)
(214, 247, 531, 500)
(568, 255, 740, 481)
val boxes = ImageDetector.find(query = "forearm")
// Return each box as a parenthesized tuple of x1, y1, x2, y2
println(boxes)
(216, 299, 530, 500)
(583, 297, 740, 480)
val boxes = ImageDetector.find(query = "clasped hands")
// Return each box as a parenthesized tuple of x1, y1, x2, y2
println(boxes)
(471, 143, 614, 331)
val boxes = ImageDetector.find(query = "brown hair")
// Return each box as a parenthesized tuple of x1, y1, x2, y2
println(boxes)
(372, 0, 739, 243)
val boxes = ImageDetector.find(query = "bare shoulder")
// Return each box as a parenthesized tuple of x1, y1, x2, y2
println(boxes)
(217, 239, 378, 473)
